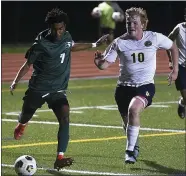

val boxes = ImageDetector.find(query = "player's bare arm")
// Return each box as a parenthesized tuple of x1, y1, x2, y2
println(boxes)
(94, 40, 117, 70)
(94, 50, 112, 70)
(167, 42, 179, 85)
(71, 34, 109, 52)
(167, 27, 179, 66)
(10, 61, 31, 94)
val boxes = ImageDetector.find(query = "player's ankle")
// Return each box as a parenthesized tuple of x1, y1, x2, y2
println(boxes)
(18, 122, 27, 126)
(57, 152, 64, 160)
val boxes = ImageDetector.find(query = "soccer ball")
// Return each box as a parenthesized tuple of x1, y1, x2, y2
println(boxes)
(14, 155, 37, 176)
(112, 12, 124, 22)
(92, 7, 102, 18)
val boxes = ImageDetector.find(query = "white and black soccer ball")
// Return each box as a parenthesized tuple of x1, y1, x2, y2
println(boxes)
(14, 155, 37, 176)
(92, 7, 102, 18)
(112, 12, 124, 22)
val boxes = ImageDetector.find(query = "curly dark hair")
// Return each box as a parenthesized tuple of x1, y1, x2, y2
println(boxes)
(45, 8, 69, 25)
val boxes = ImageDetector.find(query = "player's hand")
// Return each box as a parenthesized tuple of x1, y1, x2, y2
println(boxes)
(95, 34, 109, 46)
(167, 70, 178, 86)
(169, 62, 173, 70)
(95, 50, 103, 60)
(94, 50, 106, 70)
(10, 81, 17, 95)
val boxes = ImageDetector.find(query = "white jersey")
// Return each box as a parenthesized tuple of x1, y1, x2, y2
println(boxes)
(175, 23, 186, 67)
(103, 31, 173, 87)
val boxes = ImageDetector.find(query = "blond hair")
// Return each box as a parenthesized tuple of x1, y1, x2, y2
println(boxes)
(125, 7, 148, 30)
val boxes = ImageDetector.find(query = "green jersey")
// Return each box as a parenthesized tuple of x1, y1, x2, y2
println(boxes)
(98, 2, 115, 29)
(25, 29, 73, 93)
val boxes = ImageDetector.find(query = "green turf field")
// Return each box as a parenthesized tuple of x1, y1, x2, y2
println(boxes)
(1, 76, 186, 175)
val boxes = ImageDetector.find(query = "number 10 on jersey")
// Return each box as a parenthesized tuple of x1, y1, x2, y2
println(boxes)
(131, 52, 144, 63)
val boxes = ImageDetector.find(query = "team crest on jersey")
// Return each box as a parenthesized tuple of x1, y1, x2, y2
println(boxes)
(144, 41, 152, 47)
(146, 91, 150, 97)
(65, 42, 71, 48)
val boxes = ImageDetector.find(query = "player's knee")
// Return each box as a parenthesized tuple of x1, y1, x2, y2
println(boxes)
(61, 116, 69, 124)
(128, 106, 139, 119)
(19, 108, 36, 124)
(58, 113, 69, 124)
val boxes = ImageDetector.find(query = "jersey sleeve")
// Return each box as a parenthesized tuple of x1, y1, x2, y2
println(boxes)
(25, 42, 42, 64)
(72, 40, 75, 47)
(172, 24, 180, 34)
(156, 33, 173, 50)
(103, 39, 118, 63)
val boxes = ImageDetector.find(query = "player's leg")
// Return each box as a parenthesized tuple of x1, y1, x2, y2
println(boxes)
(175, 65, 186, 118)
(115, 85, 130, 133)
(46, 92, 73, 170)
(107, 29, 114, 44)
(115, 85, 140, 161)
(100, 27, 114, 44)
(14, 89, 44, 140)
(125, 96, 144, 164)
(178, 89, 186, 118)
(125, 84, 155, 164)
(180, 89, 186, 107)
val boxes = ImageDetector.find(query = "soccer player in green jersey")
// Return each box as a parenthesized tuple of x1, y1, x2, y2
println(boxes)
(10, 8, 108, 170)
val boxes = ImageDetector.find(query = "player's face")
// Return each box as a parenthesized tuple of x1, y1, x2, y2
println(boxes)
(126, 15, 144, 40)
(51, 22, 66, 40)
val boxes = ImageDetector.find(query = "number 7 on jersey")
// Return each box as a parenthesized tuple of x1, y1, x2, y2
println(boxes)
(60, 53, 65, 63)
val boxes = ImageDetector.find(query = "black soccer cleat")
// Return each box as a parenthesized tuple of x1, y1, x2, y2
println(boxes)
(178, 98, 186, 119)
(125, 150, 137, 164)
(54, 157, 74, 171)
(133, 145, 140, 159)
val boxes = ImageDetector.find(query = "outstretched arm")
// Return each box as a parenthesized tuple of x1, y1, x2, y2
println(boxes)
(94, 41, 117, 70)
(10, 61, 31, 95)
(94, 50, 112, 70)
(71, 34, 109, 52)
(71, 43, 93, 52)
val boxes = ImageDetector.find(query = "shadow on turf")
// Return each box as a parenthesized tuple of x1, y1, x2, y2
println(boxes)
(131, 159, 186, 175)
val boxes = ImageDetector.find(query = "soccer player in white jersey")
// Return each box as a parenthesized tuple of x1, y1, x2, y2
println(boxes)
(94, 7, 179, 164)
(167, 8, 186, 119)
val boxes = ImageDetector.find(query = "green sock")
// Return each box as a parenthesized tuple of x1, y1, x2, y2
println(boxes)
(57, 122, 69, 153)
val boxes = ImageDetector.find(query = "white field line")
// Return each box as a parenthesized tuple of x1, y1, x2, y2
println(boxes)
(2, 101, 177, 116)
(4, 110, 83, 117)
(152, 101, 177, 104)
(2, 118, 185, 133)
(1, 164, 138, 176)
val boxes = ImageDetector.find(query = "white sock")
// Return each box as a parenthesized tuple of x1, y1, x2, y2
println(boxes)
(179, 98, 185, 107)
(126, 125, 140, 151)
(58, 152, 64, 156)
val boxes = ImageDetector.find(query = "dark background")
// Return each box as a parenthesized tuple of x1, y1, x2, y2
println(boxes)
(1, 1, 186, 44)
